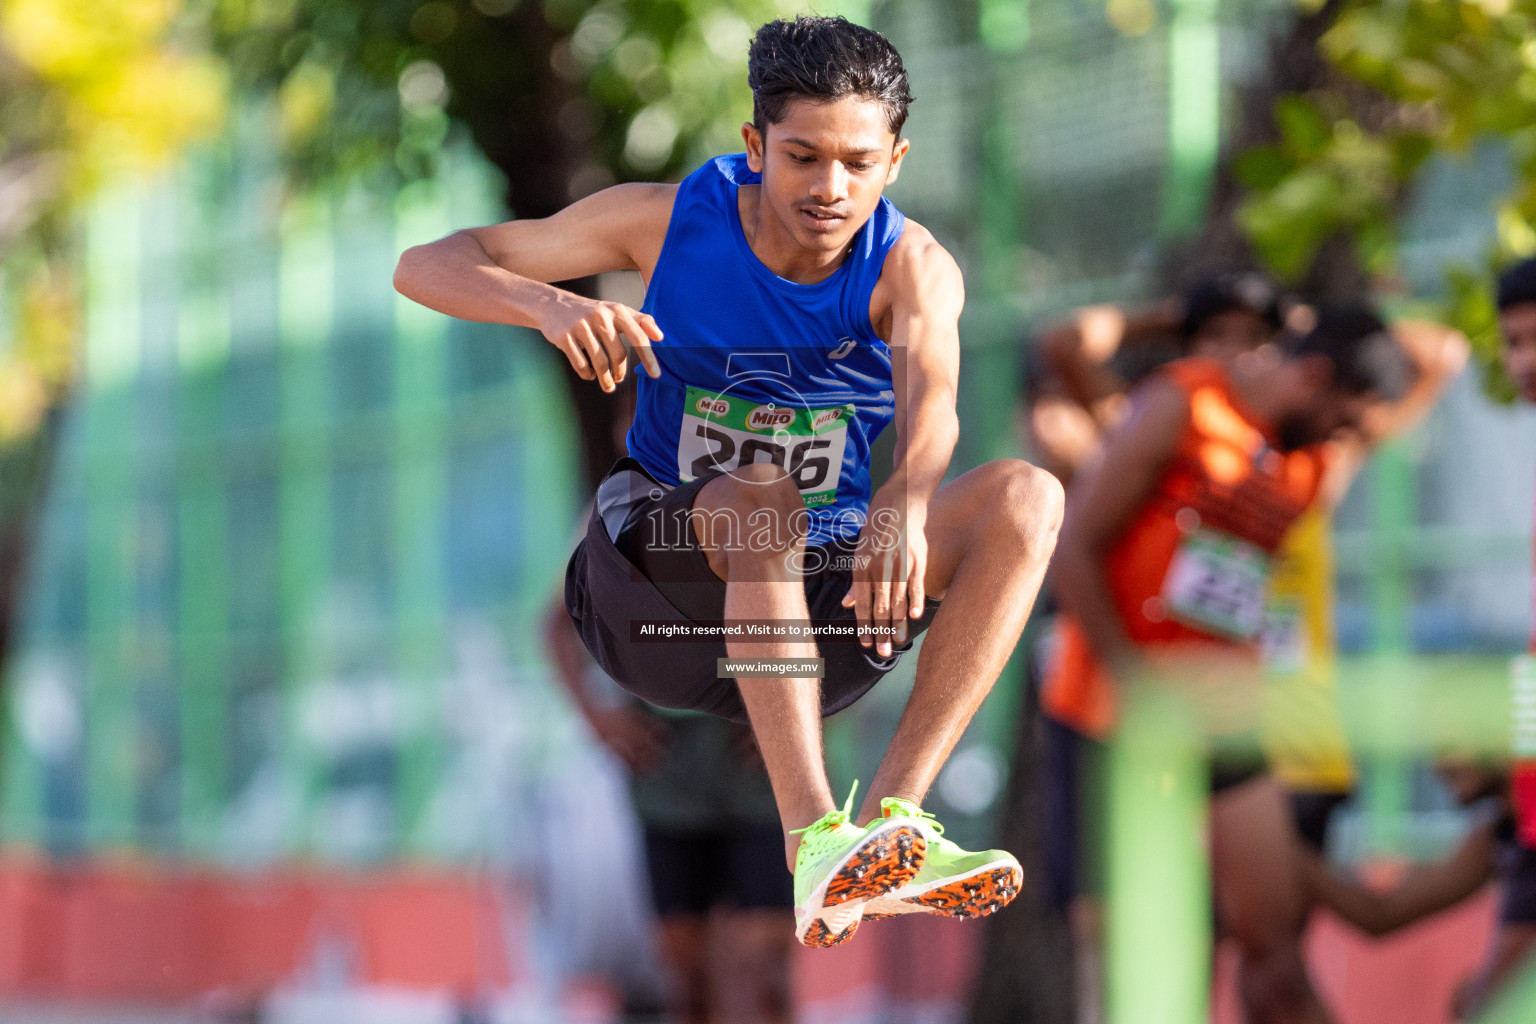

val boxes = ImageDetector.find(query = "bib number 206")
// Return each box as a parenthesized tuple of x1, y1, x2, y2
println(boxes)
(677, 387, 851, 508)
(688, 425, 833, 490)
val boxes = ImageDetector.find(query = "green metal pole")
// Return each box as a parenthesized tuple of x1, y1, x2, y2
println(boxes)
(979, 0, 1029, 53)
(0, 668, 40, 844)
(392, 177, 450, 854)
(174, 164, 233, 855)
(1161, 0, 1221, 237)
(83, 185, 142, 849)
(824, 0, 873, 26)
(277, 192, 334, 855)
(1105, 683, 1210, 1024)
(1362, 442, 1416, 855)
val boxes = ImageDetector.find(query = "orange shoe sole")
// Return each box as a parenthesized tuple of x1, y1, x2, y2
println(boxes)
(799, 825, 926, 948)
(800, 917, 859, 947)
(820, 824, 926, 906)
(864, 864, 1023, 921)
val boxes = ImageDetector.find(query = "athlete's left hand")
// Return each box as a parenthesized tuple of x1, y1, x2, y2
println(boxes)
(842, 490, 928, 658)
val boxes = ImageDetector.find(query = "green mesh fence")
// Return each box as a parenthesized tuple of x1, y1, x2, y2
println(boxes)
(2, 130, 580, 862)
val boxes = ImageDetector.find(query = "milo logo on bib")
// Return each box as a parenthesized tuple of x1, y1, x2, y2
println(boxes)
(746, 406, 795, 430)
(678, 386, 851, 507)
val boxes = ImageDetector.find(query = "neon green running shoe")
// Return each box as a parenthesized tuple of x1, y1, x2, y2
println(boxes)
(791, 784, 927, 948)
(861, 797, 1022, 921)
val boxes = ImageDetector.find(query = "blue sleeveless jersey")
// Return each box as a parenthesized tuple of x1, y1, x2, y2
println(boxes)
(628, 153, 906, 546)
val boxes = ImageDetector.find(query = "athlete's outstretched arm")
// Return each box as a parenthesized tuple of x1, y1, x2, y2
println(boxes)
(1320, 318, 1469, 507)
(843, 227, 962, 657)
(1362, 319, 1470, 441)
(1052, 379, 1189, 676)
(393, 183, 675, 392)
(1037, 300, 1183, 424)
(1301, 819, 1496, 937)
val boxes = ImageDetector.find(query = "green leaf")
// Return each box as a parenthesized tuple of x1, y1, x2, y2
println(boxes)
(1274, 95, 1331, 159)
(1445, 262, 1516, 405)
(1390, 133, 1434, 179)
(1233, 145, 1294, 189)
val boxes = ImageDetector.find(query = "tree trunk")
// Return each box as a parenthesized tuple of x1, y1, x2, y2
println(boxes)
(439, 4, 633, 497)
(1164, 0, 1385, 300)
(967, 650, 1076, 1024)
(0, 407, 63, 724)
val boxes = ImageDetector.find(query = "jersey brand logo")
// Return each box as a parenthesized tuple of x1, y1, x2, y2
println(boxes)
(828, 338, 857, 360)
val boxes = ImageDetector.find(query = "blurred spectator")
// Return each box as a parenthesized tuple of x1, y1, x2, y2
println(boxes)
(543, 597, 793, 1024)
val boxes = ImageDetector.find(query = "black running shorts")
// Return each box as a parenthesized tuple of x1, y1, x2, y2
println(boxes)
(642, 825, 793, 917)
(564, 458, 940, 722)
(1497, 816, 1536, 925)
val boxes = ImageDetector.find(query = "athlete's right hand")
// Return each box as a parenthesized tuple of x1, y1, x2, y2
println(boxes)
(538, 294, 663, 392)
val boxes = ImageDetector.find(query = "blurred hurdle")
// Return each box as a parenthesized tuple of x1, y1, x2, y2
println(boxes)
(1104, 655, 1534, 1024)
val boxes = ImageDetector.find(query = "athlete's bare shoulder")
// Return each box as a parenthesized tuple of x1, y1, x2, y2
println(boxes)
(870, 219, 964, 346)
(580, 181, 679, 258)
(467, 181, 679, 284)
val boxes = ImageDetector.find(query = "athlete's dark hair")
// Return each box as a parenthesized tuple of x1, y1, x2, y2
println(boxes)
(1498, 257, 1536, 311)
(1181, 272, 1282, 341)
(1281, 302, 1415, 401)
(747, 16, 913, 137)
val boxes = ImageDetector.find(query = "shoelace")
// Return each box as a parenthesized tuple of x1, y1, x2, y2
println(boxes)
(880, 796, 944, 836)
(790, 781, 860, 865)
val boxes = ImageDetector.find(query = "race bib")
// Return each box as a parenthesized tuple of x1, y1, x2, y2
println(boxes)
(678, 386, 850, 507)
(1161, 528, 1272, 640)
(1260, 598, 1306, 673)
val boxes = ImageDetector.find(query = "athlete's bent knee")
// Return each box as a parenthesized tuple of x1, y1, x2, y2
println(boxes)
(695, 463, 807, 559)
(704, 462, 802, 513)
(986, 460, 1065, 549)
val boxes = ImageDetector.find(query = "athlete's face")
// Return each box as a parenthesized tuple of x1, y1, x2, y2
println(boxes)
(743, 96, 909, 254)
(1273, 357, 1373, 452)
(1501, 302, 1536, 403)
(1189, 310, 1274, 364)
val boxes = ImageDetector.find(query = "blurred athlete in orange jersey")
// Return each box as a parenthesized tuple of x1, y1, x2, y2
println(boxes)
(1027, 279, 1466, 1023)
(1046, 304, 1465, 1024)
(1028, 273, 1283, 487)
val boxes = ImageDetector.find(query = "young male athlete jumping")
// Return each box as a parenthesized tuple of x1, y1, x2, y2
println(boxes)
(393, 16, 1063, 948)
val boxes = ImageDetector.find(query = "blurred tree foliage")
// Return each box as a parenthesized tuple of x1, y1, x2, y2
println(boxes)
(0, 0, 226, 440)
(209, 0, 795, 488)
(0, 0, 227, 674)
(212, 0, 796, 208)
(1234, 0, 1536, 397)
